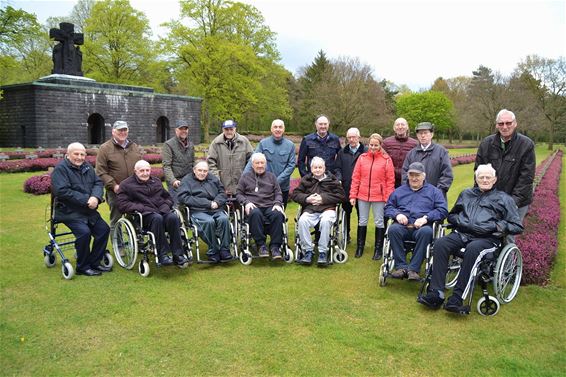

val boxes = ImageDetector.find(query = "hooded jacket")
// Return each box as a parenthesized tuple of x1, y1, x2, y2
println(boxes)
(290, 173, 345, 214)
(350, 149, 395, 202)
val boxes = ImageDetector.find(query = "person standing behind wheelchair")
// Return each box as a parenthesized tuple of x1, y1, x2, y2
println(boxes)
(334, 127, 366, 245)
(349, 133, 395, 260)
(177, 161, 234, 263)
(116, 160, 189, 267)
(384, 162, 448, 281)
(162, 120, 195, 206)
(291, 157, 345, 265)
(51, 142, 111, 277)
(418, 163, 523, 314)
(237, 153, 285, 260)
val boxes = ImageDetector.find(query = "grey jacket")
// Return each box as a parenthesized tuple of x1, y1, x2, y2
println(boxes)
(162, 136, 195, 186)
(402, 143, 453, 194)
(178, 172, 227, 213)
(207, 132, 253, 194)
(236, 171, 283, 208)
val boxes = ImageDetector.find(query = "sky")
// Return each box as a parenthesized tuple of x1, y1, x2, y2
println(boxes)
(6, 0, 566, 90)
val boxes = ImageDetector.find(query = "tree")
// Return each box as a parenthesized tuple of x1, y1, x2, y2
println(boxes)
(164, 0, 291, 141)
(82, 0, 160, 87)
(395, 91, 455, 138)
(516, 55, 566, 149)
(467, 65, 509, 135)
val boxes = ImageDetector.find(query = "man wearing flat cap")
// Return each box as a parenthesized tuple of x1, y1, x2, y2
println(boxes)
(401, 122, 453, 196)
(207, 119, 253, 196)
(96, 120, 142, 233)
(384, 162, 447, 280)
(162, 120, 195, 205)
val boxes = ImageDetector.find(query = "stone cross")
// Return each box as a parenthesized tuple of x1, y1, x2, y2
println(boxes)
(49, 22, 84, 76)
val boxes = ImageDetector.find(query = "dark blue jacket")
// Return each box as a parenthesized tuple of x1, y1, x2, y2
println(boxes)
(51, 158, 104, 222)
(298, 132, 341, 177)
(384, 182, 448, 224)
(178, 173, 227, 213)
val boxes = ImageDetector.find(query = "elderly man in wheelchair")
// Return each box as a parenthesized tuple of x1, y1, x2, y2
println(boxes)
(116, 160, 189, 268)
(418, 163, 523, 314)
(291, 156, 345, 266)
(383, 162, 448, 281)
(236, 152, 285, 260)
(177, 160, 235, 263)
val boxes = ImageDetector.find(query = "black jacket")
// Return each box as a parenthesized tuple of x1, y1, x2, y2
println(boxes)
(177, 173, 227, 213)
(117, 175, 173, 215)
(334, 142, 366, 197)
(51, 158, 104, 222)
(475, 131, 535, 208)
(448, 187, 523, 242)
(402, 143, 453, 194)
(297, 132, 341, 177)
(290, 173, 345, 213)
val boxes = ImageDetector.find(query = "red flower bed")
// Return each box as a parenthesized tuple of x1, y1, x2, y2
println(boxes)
(516, 150, 563, 285)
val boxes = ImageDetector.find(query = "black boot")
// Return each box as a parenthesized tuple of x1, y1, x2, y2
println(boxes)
(372, 227, 385, 260)
(355, 226, 367, 258)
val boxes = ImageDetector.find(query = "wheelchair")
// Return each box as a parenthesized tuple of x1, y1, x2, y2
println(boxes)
(418, 228, 523, 316)
(43, 196, 113, 280)
(293, 203, 348, 265)
(176, 204, 239, 264)
(112, 211, 190, 277)
(379, 220, 443, 287)
(236, 205, 294, 265)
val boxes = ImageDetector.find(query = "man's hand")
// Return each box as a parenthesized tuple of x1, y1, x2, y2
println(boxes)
(307, 193, 323, 205)
(172, 180, 181, 188)
(396, 214, 409, 225)
(272, 205, 284, 214)
(87, 196, 98, 209)
(211, 201, 219, 210)
(245, 202, 257, 215)
(414, 216, 428, 229)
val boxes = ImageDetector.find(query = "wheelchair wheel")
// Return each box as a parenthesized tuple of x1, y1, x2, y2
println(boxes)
(139, 260, 150, 277)
(112, 218, 138, 269)
(44, 250, 56, 268)
(336, 209, 347, 252)
(477, 295, 500, 316)
(379, 263, 388, 287)
(494, 244, 522, 304)
(333, 250, 348, 264)
(62, 261, 74, 280)
(239, 251, 253, 265)
(445, 255, 461, 289)
(101, 251, 114, 269)
(284, 247, 294, 264)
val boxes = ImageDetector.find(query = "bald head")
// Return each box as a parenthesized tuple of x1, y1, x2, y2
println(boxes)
(134, 160, 151, 181)
(66, 142, 87, 167)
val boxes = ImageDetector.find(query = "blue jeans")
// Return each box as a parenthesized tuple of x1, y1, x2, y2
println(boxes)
(388, 223, 432, 272)
(190, 211, 231, 255)
(65, 214, 110, 271)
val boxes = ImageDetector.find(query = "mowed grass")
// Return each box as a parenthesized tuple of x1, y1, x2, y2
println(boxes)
(1, 146, 565, 376)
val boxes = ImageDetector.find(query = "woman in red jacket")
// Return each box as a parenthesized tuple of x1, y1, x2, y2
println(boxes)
(350, 133, 395, 260)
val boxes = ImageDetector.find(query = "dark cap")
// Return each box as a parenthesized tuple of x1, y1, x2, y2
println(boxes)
(407, 162, 426, 174)
(415, 122, 434, 132)
(222, 119, 237, 128)
(112, 121, 128, 130)
(176, 120, 189, 128)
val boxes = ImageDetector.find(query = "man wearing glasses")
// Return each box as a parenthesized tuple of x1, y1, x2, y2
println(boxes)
(475, 109, 535, 221)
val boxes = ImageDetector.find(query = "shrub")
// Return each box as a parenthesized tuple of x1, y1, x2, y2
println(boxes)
(516, 150, 563, 285)
(23, 174, 52, 195)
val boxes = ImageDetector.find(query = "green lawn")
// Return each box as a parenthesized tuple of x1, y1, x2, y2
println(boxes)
(0, 145, 564, 376)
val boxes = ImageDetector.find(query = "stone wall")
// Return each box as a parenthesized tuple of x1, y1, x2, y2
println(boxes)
(0, 76, 202, 148)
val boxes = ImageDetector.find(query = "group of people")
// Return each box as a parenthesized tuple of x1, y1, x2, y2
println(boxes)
(52, 107, 535, 315)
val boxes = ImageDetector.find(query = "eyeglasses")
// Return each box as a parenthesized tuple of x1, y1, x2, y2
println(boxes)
(477, 176, 494, 181)
(496, 121, 514, 127)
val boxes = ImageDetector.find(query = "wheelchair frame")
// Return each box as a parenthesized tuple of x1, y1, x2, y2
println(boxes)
(293, 203, 348, 265)
(43, 195, 113, 280)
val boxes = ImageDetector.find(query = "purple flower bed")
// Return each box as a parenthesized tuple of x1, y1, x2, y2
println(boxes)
(450, 154, 476, 166)
(516, 150, 563, 285)
(23, 173, 52, 195)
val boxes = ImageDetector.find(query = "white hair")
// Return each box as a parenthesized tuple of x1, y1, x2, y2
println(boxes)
(496, 109, 516, 122)
(67, 142, 86, 153)
(194, 160, 209, 169)
(134, 160, 150, 170)
(310, 156, 325, 168)
(251, 152, 267, 163)
(475, 163, 496, 178)
(346, 127, 360, 137)
(271, 119, 284, 127)
(394, 117, 408, 128)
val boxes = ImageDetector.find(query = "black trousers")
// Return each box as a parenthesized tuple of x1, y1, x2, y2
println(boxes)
(248, 207, 284, 247)
(143, 212, 184, 257)
(66, 214, 110, 271)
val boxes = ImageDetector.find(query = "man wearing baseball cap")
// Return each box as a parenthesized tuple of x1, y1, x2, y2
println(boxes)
(207, 119, 253, 195)
(96, 120, 142, 233)
(384, 161, 447, 280)
(401, 122, 453, 197)
(162, 120, 195, 205)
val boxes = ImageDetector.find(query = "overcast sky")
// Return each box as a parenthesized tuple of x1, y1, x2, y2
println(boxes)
(7, 0, 566, 90)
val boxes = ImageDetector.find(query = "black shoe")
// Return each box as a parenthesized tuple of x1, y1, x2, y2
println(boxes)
(158, 255, 174, 266)
(92, 264, 112, 272)
(173, 255, 189, 266)
(317, 252, 328, 265)
(444, 295, 468, 314)
(417, 290, 444, 309)
(207, 253, 220, 263)
(77, 268, 102, 276)
(220, 249, 234, 262)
